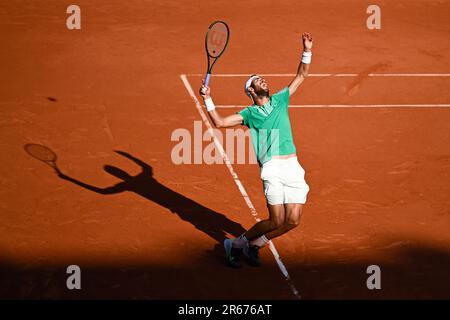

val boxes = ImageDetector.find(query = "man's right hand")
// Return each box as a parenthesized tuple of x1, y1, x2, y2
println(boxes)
(199, 80, 211, 100)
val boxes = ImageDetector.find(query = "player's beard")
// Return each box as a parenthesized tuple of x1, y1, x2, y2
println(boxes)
(254, 86, 269, 98)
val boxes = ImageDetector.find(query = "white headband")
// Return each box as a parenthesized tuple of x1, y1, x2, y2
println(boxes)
(244, 75, 259, 98)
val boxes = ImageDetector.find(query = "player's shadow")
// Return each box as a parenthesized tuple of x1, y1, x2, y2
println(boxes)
(56, 150, 246, 244)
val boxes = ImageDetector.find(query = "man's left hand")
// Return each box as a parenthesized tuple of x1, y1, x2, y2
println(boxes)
(302, 32, 313, 52)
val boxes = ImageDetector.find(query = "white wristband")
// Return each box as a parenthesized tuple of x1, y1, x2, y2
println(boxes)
(301, 51, 312, 64)
(204, 97, 216, 112)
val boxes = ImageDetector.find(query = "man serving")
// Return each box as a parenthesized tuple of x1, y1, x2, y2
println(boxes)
(199, 32, 314, 268)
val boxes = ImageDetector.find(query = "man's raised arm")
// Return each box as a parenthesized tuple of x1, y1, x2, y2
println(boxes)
(288, 32, 314, 96)
(199, 83, 243, 128)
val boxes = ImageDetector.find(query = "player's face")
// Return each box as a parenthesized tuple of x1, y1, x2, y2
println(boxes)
(251, 76, 269, 96)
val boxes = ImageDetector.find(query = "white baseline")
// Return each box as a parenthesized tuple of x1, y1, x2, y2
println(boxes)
(187, 73, 450, 77)
(216, 104, 450, 108)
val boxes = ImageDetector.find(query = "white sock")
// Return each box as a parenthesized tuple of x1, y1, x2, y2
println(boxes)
(250, 235, 269, 248)
(232, 234, 248, 248)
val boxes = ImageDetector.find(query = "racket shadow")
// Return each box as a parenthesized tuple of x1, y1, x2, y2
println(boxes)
(54, 149, 246, 245)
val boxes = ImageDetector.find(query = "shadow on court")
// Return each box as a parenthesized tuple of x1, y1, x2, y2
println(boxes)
(287, 239, 450, 300)
(43, 148, 246, 244)
(2, 240, 450, 299)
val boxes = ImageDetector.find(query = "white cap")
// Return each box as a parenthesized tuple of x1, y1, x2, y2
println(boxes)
(244, 75, 259, 98)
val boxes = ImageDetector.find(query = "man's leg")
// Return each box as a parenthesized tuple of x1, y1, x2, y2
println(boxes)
(264, 203, 303, 240)
(233, 204, 286, 267)
(242, 203, 285, 241)
(225, 178, 285, 267)
(225, 203, 284, 268)
(228, 204, 285, 255)
(243, 156, 308, 266)
(242, 203, 303, 266)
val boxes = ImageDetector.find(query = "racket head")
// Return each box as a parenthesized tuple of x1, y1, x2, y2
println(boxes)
(24, 143, 58, 167)
(205, 21, 230, 59)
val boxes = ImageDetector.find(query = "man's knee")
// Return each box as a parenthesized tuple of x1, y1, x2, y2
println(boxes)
(285, 212, 302, 228)
(271, 215, 285, 229)
(285, 218, 301, 228)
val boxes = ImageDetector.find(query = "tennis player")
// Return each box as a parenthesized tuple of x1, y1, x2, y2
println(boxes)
(199, 32, 313, 268)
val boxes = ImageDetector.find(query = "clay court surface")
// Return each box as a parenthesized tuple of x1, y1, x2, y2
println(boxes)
(1, 0, 450, 299)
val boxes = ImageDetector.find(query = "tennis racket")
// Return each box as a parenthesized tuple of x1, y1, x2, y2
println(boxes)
(24, 143, 60, 174)
(204, 21, 230, 86)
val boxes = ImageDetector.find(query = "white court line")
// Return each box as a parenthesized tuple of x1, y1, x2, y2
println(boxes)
(187, 73, 450, 77)
(180, 74, 301, 300)
(216, 104, 450, 108)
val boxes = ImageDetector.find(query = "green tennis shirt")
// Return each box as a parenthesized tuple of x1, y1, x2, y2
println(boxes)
(239, 87, 296, 165)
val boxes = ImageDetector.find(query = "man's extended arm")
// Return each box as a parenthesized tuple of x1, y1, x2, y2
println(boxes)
(199, 84, 243, 128)
(288, 32, 314, 96)
(56, 169, 127, 194)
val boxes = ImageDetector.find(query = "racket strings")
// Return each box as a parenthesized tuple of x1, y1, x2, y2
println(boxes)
(206, 22, 229, 58)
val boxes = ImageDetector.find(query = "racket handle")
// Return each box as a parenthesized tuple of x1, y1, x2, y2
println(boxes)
(204, 73, 211, 86)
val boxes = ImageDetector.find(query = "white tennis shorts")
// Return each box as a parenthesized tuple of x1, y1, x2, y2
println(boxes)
(260, 156, 310, 205)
